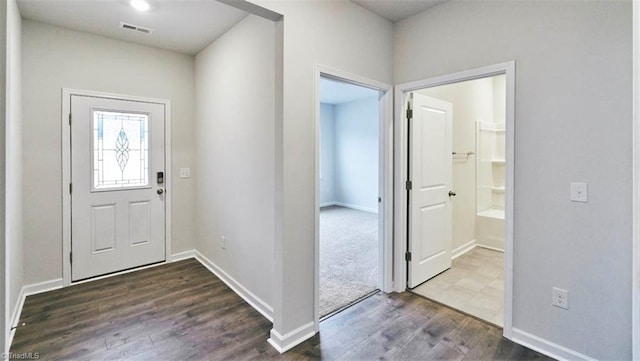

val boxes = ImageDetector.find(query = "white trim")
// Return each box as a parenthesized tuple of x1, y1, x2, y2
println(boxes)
(173, 250, 275, 322)
(394, 61, 516, 340)
(332, 202, 378, 214)
(171, 250, 196, 262)
(475, 244, 505, 253)
(380, 87, 394, 294)
(319, 201, 378, 214)
(64, 262, 167, 287)
(193, 250, 274, 322)
(11, 278, 64, 331)
(451, 240, 476, 260)
(633, 1, 640, 359)
(512, 328, 596, 361)
(21, 279, 63, 297)
(267, 322, 315, 354)
(7, 288, 24, 350)
(7, 278, 64, 350)
(61, 88, 172, 287)
(313, 64, 394, 336)
(319, 201, 336, 208)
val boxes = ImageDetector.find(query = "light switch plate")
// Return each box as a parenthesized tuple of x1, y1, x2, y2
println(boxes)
(570, 182, 588, 203)
(179, 168, 191, 178)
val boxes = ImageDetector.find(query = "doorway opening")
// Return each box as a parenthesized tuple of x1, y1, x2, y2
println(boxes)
(408, 75, 507, 326)
(315, 69, 393, 322)
(318, 76, 381, 318)
(394, 62, 515, 334)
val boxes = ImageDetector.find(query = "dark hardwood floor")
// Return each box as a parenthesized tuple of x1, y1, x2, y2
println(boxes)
(11, 259, 553, 360)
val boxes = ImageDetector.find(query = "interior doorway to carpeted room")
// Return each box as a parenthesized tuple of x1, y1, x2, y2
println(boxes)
(318, 76, 381, 318)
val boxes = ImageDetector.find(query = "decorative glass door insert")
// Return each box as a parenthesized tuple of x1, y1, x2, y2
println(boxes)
(92, 110, 149, 190)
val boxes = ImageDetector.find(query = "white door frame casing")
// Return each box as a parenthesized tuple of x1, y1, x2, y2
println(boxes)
(632, 0, 640, 358)
(313, 65, 393, 330)
(61, 88, 172, 286)
(393, 61, 516, 339)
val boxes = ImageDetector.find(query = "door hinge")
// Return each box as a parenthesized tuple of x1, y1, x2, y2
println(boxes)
(405, 180, 412, 191)
(68, 113, 72, 126)
(405, 252, 412, 262)
(378, 197, 382, 203)
(69, 183, 72, 194)
(406, 108, 413, 120)
(70, 252, 72, 264)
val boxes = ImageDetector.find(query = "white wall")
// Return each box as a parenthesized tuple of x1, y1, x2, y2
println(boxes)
(21, 21, 196, 285)
(419, 77, 494, 251)
(320, 98, 379, 212)
(333, 97, 379, 212)
(194, 14, 275, 313)
(396, 1, 631, 359)
(5, 0, 21, 343)
(319, 103, 335, 205)
(249, 0, 393, 348)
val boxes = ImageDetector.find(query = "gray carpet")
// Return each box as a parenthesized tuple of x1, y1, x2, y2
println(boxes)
(319, 206, 378, 317)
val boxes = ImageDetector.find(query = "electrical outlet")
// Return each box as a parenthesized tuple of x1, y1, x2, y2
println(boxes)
(552, 287, 569, 310)
(570, 182, 588, 203)
(221, 236, 226, 250)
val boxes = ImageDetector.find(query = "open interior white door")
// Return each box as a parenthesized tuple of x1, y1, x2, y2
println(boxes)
(407, 93, 453, 288)
(70, 94, 166, 281)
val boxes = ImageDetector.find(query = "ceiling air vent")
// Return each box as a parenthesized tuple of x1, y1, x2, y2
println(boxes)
(119, 22, 153, 34)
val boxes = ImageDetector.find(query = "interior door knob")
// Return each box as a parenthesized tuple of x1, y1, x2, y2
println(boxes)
(157, 188, 165, 195)
(448, 191, 456, 197)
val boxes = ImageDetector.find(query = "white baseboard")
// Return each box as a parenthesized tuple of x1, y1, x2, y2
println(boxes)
(333, 202, 378, 214)
(476, 244, 505, 253)
(320, 201, 378, 213)
(22, 278, 64, 297)
(7, 278, 63, 351)
(171, 250, 196, 262)
(6, 287, 25, 354)
(193, 250, 274, 322)
(451, 240, 476, 259)
(511, 328, 596, 361)
(268, 321, 315, 353)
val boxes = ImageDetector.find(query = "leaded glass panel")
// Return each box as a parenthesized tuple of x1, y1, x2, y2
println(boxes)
(92, 110, 149, 190)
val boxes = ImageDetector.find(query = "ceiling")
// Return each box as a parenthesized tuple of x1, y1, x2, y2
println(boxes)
(17, 0, 249, 55)
(351, 0, 448, 23)
(16, 0, 448, 55)
(320, 77, 379, 105)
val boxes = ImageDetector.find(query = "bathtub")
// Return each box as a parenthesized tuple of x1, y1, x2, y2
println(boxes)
(475, 208, 504, 251)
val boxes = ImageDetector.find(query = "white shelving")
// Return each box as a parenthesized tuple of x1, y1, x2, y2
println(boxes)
(476, 120, 506, 217)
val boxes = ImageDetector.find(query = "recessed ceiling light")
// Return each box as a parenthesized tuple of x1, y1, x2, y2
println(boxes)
(130, 0, 150, 12)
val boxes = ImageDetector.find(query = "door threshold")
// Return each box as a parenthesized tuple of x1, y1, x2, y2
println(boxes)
(71, 260, 166, 285)
(408, 289, 503, 329)
(320, 289, 380, 322)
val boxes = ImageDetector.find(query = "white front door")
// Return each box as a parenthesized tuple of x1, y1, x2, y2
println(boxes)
(70, 95, 166, 281)
(408, 93, 453, 288)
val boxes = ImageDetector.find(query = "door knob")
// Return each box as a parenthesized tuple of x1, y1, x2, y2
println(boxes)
(157, 188, 165, 195)
(449, 191, 456, 197)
